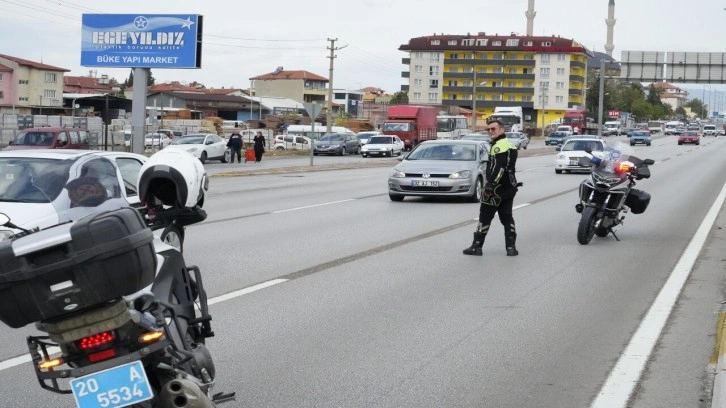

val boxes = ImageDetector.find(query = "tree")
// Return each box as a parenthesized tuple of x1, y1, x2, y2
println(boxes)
(122, 69, 156, 87)
(685, 98, 706, 119)
(389, 91, 407, 105)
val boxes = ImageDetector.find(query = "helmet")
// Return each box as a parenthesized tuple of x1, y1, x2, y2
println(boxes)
(137, 150, 208, 208)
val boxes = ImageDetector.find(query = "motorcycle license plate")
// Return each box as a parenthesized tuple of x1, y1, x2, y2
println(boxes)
(412, 180, 439, 187)
(71, 361, 153, 408)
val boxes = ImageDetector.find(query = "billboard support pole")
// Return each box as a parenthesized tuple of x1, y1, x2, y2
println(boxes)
(131, 68, 149, 155)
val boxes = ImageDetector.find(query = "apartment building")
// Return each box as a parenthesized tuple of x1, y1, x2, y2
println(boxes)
(0, 54, 69, 115)
(399, 33, 591, 127)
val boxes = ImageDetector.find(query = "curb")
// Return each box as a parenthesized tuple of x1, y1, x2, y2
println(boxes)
(712, 312, 726, 407)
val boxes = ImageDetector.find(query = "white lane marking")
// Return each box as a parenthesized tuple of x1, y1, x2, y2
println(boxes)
(270, 199, 355, 214)
(0, 279, 289, 372)
(591, 179, 726, 408)
(471, 202, 531, 220)
(208, 279, 288, 306)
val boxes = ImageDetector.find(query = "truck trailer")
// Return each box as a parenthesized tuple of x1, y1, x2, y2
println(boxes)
(381, 105, 437, 150)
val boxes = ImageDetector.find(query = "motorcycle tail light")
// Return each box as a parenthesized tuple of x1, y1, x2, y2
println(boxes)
(77, 331, 115, 351)
(88, 348, 116, 363)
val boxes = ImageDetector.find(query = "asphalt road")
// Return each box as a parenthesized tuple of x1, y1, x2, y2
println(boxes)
(0, 133, 725, 407)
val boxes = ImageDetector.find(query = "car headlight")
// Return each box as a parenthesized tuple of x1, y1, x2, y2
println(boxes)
(449, 170, 472, 179)
(557, 154, 567, 160)
(391, 168, 406, 178)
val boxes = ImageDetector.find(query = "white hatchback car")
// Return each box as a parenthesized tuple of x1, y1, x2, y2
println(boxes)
(554, 137, 608, 174)
(361, 135, 405, 157)
(273, 135, 312, 150)
(163, 134, 230, 164)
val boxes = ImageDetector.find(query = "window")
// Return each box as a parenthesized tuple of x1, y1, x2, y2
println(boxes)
(451, 94, 458, 100)
(462, 39, 474, 46)
(539, 81, 550, 90)
(413, 92, 422, 100)
(448, 40, 457, 45)
(429, 66, 439, 75)
(523, 54, 534, 60)
(44, 90, 56, 98)
(0, 91, 3, 99)
(492, 41, 502, 46)
(557, 68, 566, 75)
(506, 39, 519, 46)
(476, 39, 488, 46)
(429, 79, 439, 88)
(430, 53, 440, 62)
(414, 79, 423, 86)
(540, 67, 550, 78)
(414, 52, 423, 59)
(449, 66, 460, 73)
(509, 68, 518, 74)
(450, 53, 459, 59)
(523, 82, 533, 88)
(491, 95, 502, 101)
(428, 92, 438, 101)
(557, 54, 567, 61)
(525, 41, 533, 46)
(556, 96, 564, 103)
(508, 54, 518, 60)
(541, 41, 552, 46)
(492, 81, 503, 87)
(493, 53, 505, 60)
(508, 95, 517, 101)
(45, 73, 57, 83)
(19, 97, 28, 102)
(0, 73, 3, 80)
(523, 68, 531, 74)
(464, 53, 473, 59)
(556, 82, 565, 89)
(493, 67, 504, 73)
(431, 40, 440, 45)
(19, 79, 29, 85)
(414, 65, 423, 73)
(541, 54, 550, 64)
(522, 96, 533, 102)
(449, 80, 459, 86)
(508, 81, 517, 87)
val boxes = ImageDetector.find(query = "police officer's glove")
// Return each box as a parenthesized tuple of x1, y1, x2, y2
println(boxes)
(483, 182, 494, 199)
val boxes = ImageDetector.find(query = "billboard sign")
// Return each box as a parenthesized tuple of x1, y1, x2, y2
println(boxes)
(608, 110, 620, 118)
(81, 14, 203, 69)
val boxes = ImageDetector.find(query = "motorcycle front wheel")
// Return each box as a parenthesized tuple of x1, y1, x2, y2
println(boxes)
(577, 207, 598, 245)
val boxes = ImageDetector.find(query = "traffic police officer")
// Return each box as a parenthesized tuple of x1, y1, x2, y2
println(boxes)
(463, 119, 520, 256)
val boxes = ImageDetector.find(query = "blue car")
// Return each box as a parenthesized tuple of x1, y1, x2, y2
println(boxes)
(630, 130, 652, 146)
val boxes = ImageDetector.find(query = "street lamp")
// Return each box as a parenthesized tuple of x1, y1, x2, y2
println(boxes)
(539, 84, 549, 136)
(472, 77, 486, 131)
(597, 59, 620, 137)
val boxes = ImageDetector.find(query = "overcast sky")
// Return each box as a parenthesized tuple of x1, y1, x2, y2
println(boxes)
(3, 0, 726, 95)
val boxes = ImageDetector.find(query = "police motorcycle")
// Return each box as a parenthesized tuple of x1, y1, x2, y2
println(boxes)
(575, 147, 654, 245)
(0, 150, 234, 407)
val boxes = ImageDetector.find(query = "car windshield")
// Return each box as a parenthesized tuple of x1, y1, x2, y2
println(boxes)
(320, 135, 343, 142)
(406, 143, 477, 161)
(170, 136, 205, 145)
(549, 132, 566, 138)
(0, 157, 71, 203)
(460, 135, 488, 141)
(368, 136, 393, 144)
(12, 131, 54, 146)
(506, 133, 521, 139)
(632, 132, 649, 137)
(561, 140, 604, 152)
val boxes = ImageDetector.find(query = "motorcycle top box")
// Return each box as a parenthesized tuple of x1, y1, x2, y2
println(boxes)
(0, 207, 156, 328)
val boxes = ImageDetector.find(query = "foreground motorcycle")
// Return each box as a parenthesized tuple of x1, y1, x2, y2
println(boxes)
(0, 150, 233, 407)
(575, 148, 654, 245)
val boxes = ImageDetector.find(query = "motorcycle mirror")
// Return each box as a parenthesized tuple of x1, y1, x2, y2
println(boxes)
(643, 159, 655, 165)
(0, 213, 8, 226)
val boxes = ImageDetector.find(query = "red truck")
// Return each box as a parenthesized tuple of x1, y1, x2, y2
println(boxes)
(381, 105, 437, 150)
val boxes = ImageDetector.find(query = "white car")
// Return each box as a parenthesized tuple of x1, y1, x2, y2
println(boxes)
(273, 135, 312, 150)
(554, 137, 608, 174)
(361, 135, 405, 157)
(0, 149, 147, 240)
(144, 133, 172, 149)
(163, 134, 230, 164)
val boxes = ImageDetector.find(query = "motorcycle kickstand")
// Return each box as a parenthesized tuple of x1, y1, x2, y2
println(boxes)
(609, 228, 621, 241)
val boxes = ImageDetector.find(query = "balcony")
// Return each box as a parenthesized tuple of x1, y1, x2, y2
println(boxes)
(442, 86, 535, 94)
(442, 99, 534, 109)
(401, 71, 410, 78)
(569, 74, 586, 83)
(446, 58, 536, 66)
(569, 89, 584, 96)
(443, 72, 535, 81)
(569, 60, 587, 70)
(402, 58, 410, 65)
(401, 85, 409, 92)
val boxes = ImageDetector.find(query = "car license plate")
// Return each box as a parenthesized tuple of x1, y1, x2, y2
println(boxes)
(569, 159, 580, 165)
(412, 180, 439, 187)
(71, 361, 153, 408)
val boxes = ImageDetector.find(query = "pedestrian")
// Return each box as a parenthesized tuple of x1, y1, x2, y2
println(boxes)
(253, 131, 266, 162)
(462, 119, 520, 257)
(227, 129, 243, 163)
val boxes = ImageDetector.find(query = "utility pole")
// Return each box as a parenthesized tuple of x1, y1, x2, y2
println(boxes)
(326, 38, 347, 136)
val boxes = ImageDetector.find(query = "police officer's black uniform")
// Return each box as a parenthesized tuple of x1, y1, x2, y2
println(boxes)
(227, 131, 243, 163)
(463, 126, 520, 256)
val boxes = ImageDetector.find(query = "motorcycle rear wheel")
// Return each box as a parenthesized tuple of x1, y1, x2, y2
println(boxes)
(577, 207, 598, 245)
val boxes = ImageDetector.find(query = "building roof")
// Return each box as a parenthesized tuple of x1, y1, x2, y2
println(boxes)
(147, 81, 205, 93)
(64, 76, 114, 90)
(149, 91, 246, 102)
(0, 63, 12, 72)
(651, 82, 680, 90)
(0, 54, 69, 72)
(250, 70, 328, 82)
(399, 33, 591, 55)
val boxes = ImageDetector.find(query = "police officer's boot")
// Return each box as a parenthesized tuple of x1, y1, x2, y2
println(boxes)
(505, 227, 518, 256)
(463, 232, 486, 256)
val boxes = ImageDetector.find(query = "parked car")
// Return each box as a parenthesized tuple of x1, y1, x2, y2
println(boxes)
(554, 137, 608, 174)
(555, 125, 574, 136)
(313, 133, 361, 156)
(273, 135, 311, 150)
(388, 139, 489, 202)
(361, 135, 404, 157)
(356, 131, 382, 146)
(4, 127, 90, 150)
(545, 131, 569, 146)
(629, 130, 652, 146)
(678, 131, 700, 145)
(0, 150, 147, 240)
(144, 132, 171, 149)
(163, 134, 230, 163)
(505, 132, 529, 149)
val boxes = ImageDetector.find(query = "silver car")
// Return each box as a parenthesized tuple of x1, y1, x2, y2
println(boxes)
(506, 132, 529, 149)
(388, 140, 489, 202)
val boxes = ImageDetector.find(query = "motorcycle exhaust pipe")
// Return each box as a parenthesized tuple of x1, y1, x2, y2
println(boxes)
(159, 378, 215, 408)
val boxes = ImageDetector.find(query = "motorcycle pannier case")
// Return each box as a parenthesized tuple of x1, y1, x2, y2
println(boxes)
(0, 208, 156, 328)
(625, 189, 651, 214)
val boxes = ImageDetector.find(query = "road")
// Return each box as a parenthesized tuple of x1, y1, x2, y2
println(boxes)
(0, 134, 724, 407)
